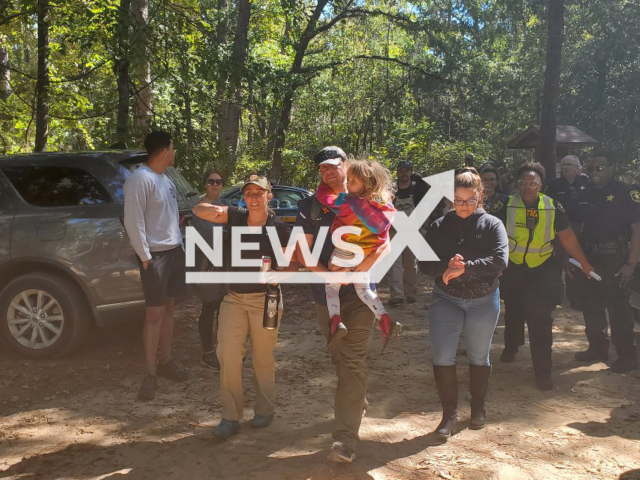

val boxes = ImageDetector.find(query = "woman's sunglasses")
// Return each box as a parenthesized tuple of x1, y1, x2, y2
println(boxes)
(206, 179, 224, 186)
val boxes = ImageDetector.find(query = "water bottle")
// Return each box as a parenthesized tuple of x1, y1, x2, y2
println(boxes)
(263, 284, 280, 330)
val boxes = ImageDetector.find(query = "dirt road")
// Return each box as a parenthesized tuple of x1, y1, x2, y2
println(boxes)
(1, 278, 640, 479)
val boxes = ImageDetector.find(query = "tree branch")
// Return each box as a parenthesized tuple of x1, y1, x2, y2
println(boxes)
(297, 55, 445, 83)
(0, 8, 35, 26)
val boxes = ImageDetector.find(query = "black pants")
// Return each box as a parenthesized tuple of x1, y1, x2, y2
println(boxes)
(502, 261, 563, 378)
(580, 254, 637, 360)
(198, 299, 222, 352)
(565, 273, 584, 310)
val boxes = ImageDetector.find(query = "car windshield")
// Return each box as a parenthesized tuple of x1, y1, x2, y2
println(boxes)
(224, 188, 306, 209)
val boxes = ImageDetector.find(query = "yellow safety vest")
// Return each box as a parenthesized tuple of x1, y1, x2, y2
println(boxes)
(505, 193, 556, 268)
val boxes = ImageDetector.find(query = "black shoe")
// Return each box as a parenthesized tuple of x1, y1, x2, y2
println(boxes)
(388, 298, 404, 307)
(609, 358, 639, 374)
(327, 442, 356, 463)
(574, 349, 608, 364)
(202, 351, 220, 369)
(406, 296, 416, 304)
(500, 347, 518, 363)
(138, 374, 157, 401)
(156, 359, 188, 383)
(535, 376, 553, 391)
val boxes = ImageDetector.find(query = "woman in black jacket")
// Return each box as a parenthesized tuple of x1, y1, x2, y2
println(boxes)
(420, 168, 509, 438)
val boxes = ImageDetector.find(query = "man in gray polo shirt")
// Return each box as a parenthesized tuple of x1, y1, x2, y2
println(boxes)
(124, 131, 188, 400)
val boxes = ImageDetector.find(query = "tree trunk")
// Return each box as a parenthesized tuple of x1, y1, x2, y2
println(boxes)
(270, 88, 294, 182)
(537, 0, 565, 182)
(0, 47, 11, 101)
(216, 0, 251, 176)
(114, 0, 131, 146)
(212, 0, 229, 141)
(34, 0, 50, 152)
(269, 0, 330, 180)
(131, 0, 151, 142)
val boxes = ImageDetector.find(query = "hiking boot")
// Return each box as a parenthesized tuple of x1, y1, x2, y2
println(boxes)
(251, 414, 274, 429)
(609, 358, 639, 374)
(328, 315, 347, 346)
(469, 364, 491, 430)
(327, 442, 356, 463)
(535, 375, 553, 391)
(156, 359, 188, 383)
(406, 296, 416, 304)
(500, 347, 518, 363)
(388, 298, 404, 307)
(213, 419, 241, 439)
(138, 374, 157, 401)
(433, 365, 458, 438)
(202, 351, 220, 369)
(574, 349, 608, 364)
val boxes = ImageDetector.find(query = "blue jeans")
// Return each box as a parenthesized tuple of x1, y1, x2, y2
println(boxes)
(429, 286, 500, 367)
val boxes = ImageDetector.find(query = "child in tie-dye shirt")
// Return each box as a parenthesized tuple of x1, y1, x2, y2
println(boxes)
(317, 159, 402, 350)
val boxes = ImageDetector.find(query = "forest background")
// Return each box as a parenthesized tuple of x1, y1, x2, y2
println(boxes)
(1, 0, 639, 188)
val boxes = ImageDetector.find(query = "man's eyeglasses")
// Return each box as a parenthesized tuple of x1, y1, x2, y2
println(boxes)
(561, 163, 578, 167)
(586, 165, 609, 173)
(518, 180, 541, 188)
(206, 179, 224, 186)
(453, 197, 479, 206)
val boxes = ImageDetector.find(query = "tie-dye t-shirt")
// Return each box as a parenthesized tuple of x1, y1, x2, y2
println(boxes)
(315, 182, 395, 255)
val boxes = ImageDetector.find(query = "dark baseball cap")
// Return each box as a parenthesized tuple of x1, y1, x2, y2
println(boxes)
(314, 146, 347, 166)
(396, 160, 414, 170)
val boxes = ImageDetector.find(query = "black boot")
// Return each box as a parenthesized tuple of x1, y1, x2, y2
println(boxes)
(433, 365, 458, 437)
(574, 339, 609, 363)
(469, 364, 491, 430)
(610, 344, 639, 373)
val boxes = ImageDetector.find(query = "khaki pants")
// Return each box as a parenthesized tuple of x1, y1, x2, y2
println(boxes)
(217, 291, 282, 421)
(316, 288, 375, 451)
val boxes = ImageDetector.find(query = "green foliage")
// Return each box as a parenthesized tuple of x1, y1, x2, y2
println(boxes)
(1, 0, 639, 183)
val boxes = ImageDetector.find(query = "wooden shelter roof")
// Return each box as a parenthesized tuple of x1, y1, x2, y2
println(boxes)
(508, 125, 599, 149)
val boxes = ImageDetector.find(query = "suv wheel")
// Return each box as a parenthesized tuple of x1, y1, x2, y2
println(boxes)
(0, 273, 92, 359)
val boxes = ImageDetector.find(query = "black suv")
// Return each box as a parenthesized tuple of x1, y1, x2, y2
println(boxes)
(0, 151, 198, 359)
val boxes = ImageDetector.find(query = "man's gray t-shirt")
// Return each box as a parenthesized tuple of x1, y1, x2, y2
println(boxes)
(123, 165, 182, 262)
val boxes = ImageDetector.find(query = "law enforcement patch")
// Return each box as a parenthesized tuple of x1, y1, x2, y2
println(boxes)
(631, 190, 640, 203)
(492, 200, 504, 213)
(555, 201, 565, 212)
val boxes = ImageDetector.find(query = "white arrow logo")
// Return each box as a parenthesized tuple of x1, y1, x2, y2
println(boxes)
(186, 170, 454, 284)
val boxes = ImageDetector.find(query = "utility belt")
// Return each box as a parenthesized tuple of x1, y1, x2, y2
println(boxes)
(583, 239, 629, 256)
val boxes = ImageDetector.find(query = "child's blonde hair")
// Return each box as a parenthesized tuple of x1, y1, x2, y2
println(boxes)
(347, 159, 393, 204)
